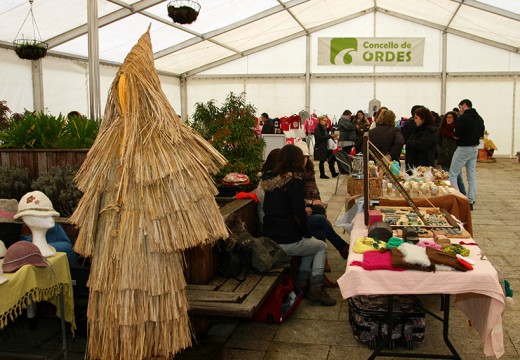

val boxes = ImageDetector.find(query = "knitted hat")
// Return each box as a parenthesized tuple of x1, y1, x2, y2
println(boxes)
(13, 191, 60, 219)
(353, 237, 387, 254)
(294, 141, 310, 157)
(2, 241, 48, 273)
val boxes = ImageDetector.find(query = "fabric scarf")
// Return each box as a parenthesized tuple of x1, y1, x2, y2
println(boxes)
(440, 121, 456, 139)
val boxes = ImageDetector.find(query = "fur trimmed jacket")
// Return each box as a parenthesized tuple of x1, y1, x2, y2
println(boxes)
(260, 173, 310, 244)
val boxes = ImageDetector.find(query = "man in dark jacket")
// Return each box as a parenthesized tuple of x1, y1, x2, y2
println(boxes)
(261, 112, 275, 134)
(448, 99, 485, 209)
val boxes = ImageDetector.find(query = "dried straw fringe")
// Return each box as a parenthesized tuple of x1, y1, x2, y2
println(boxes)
(71, 29, 228, 359)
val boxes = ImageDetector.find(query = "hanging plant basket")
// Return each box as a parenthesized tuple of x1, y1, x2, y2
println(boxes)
(167, 0, 201, 25)
(13, 39, 48, 60)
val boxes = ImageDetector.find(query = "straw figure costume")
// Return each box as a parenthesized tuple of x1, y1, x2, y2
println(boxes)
(70, 28, 229, 359)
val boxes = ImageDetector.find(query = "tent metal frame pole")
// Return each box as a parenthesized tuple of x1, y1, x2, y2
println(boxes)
(88, 0, 102, 120)
(512, 77, 517, 157)
(180, 76, 187, 121)
(31, 59, 44, 112)
(441, 31, 448, 115)
(305, 34, 311, 118)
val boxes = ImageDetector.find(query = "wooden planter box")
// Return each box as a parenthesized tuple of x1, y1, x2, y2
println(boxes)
(0, 149, 89, 182)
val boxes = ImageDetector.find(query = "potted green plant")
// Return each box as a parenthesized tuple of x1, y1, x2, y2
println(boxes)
(0, 103, 100, 182)
(13, 39, 48, 60)
(0, 110, 99, 149)
(190, 92, 265, 192)
(167, 0, 201, 24)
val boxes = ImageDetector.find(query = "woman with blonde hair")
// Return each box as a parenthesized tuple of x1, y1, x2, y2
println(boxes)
(368, 108, 404, 161)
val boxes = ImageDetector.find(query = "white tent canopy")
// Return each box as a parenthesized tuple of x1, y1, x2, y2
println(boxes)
(1, 0, 519, 156)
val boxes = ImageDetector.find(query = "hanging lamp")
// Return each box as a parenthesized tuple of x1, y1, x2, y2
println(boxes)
(13, 0, 48, 61)
(167, 0, 201, 25)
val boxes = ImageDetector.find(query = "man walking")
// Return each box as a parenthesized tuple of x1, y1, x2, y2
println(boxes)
(448, 99, 485, 210)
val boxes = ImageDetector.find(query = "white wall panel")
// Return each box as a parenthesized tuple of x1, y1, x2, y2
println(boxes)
(99, 65, 118, 118)
(185, 78, 304, 119)
(243, 79, 305, 118)
(158, 74, 181, 113)
(42, 57, 89, 116)
(375, 78, 442, 119)
(0, 49, 33, 113)
(310, 78, 374, 119)
(447, 78, 514, 156)
(447, 34, 516, 73)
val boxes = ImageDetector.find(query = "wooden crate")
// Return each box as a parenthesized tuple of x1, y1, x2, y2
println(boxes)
(347, 174, 383, 198)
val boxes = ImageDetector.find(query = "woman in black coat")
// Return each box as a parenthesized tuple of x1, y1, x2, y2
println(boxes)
(405, 106, 437, 171)
(313, 116, 339, 179)
(368, 109, 404, 162)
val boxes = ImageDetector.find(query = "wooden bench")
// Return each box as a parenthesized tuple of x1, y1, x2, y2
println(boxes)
(187, 272, 282, 318)
(185, 198, 284, 322)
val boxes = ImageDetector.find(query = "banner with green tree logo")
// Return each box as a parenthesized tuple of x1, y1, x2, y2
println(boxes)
(318, 37, 425, 66)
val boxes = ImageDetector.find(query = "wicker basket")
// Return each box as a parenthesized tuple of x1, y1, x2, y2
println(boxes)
(347, 174, 383, 198)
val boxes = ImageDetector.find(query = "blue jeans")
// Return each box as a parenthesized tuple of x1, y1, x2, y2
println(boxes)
(448, 146, 478, 203)
(307, 214, 348, 252)
(278, 237, 327, 278)
(442, 166, 466, 196)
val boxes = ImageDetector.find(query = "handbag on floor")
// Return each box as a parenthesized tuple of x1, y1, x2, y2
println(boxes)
(250, 273, 303, 324)
(348, 295, 426, 350)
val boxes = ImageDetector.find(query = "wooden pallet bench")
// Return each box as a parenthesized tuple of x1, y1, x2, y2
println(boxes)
(187, 271, 282, 318)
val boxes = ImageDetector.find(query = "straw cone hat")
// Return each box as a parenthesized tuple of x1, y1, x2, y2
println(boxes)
(70, 27, 229, 359)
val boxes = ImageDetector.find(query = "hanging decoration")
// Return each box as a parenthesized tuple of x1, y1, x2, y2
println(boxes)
(167, 0, 201, 24)
(70, 26, 229, 359)
(13, 0, 48, 61)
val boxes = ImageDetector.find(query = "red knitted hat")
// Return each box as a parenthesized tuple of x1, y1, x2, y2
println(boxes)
(2, 241, 48, 273)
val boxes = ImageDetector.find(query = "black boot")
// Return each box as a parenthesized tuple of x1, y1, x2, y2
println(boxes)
(319, 161, 328, 179)
(329, 159, 339, 177)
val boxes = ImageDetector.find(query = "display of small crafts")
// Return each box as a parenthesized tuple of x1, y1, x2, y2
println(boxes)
(377, 206, 452, 228)
(394, 179, 449, 197)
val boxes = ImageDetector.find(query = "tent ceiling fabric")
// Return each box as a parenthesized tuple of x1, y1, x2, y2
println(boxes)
(0, 0, 519, 76)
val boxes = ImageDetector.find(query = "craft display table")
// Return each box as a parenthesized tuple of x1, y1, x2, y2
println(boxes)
(338, 214, 505, 359)
(378, 191, 473, 235)
(0, 252, 75, 359)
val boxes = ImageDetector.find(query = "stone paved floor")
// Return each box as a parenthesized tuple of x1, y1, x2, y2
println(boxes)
(1, 158, 519, 359)
(189, 158, 520, 360)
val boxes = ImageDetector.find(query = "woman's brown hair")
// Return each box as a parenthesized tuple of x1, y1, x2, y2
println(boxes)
(274, 144, 305, 178)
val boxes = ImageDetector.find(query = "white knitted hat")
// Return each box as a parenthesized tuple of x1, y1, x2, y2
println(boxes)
(13, 191, 60, 219)
(294, 141, 310, 157)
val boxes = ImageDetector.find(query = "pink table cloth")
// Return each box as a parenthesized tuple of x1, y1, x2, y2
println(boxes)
(338, 214, 505, 358)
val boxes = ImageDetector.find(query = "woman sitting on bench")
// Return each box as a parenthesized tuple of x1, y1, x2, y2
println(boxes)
(261, 144, 336, 306)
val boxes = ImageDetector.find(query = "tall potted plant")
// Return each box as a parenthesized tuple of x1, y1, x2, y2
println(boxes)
(190, 92, 265, 190)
